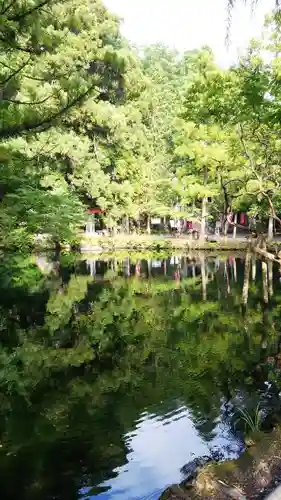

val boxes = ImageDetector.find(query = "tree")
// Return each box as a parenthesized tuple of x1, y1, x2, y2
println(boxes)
(0, 0, 133, 246)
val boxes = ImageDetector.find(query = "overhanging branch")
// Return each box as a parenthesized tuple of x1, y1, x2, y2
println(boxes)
(0, 56, 31, 84)
(0, 84, 100, 139)
(6, 0, 53, 21)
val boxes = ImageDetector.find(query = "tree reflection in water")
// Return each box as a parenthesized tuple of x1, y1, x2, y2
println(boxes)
(0, 251, 281, 499)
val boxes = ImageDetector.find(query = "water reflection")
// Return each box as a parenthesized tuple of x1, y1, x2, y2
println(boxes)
(1, 251, 281, 500)
(85, 253, 228, 283)
(92, 403, 243, 500)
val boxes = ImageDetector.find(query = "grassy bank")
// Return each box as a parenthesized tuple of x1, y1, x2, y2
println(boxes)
(80, 234, 250, 252)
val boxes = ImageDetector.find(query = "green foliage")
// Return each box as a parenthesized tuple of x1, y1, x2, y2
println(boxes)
(2, 2, 281, 246)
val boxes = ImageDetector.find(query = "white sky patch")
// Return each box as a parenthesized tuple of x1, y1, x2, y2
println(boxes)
(92, 404, 242, 500)
(104, 0, 275, 66)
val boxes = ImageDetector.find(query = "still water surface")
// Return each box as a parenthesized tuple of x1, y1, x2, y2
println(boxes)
(1, 252, 281, 500)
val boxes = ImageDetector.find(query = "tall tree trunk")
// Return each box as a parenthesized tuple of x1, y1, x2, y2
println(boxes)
(200, 254, 207, 301)
(261, 305, 269, 352)
(183, 256, 188, 278)
(192, 200, 196, 215)
(233, 213, 237, 239)
(147, 215, 151, 235)
(147, 259, 151, 278)
(192, 263, 196, 278)
(233, 257, 237, 282)
(252, 256, 256, 281)
(225, 261, 230, 294)
(201, 197, 207, 237)
(262, 260, 269, 304)
(223, 219, 229, 237)
(126, 215, 130, 234)
(201, 167, 208, 237)
(124, 257, 130, 277)
(268, 260, 273, 298)
(242, 252, 251, 306)
(88, 259, 96, 277)
(268, 215, 274, 241)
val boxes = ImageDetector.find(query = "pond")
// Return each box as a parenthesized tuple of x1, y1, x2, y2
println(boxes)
(1, 251, 281, 500)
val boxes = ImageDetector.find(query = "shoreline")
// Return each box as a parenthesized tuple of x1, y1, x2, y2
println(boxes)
(160, 427, 281, 499)
(80, 235, 250, 253)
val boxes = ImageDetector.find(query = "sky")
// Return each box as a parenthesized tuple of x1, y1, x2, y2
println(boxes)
(104, 0, 275, 67)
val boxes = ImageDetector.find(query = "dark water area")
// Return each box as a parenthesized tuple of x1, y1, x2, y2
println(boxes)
(1, 251, 281, 500)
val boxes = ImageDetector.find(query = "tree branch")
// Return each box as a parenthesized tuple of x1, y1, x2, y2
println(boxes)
(7, 0, 53, 21)
(262, 191, 281, 225)
(0, 35, 41, 54)
(222, 178, 247, 187)
(238, 122, 258, 174)
(2, 95, 52, 105)
(0, 84, 99, 139)
(0, 60, 45, 82)
(0, 56, 31, 84)
(0, 0, 17, 16)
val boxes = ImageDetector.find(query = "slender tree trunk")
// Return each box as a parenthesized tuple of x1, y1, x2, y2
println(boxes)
(192, 263, 196, 278)
(223, 220, 229, 237)
(88, 259, 96, 277)
(223, 212, 229, 237)
(233, 257, 237, 282)
(183, 256, 188, 278)
(225, 261, 230, 294)
(126, 215, 130, 234)
(233, 213, 237, 239)
(268, 260, 273, 298)
(124, 257, 130, 277)
(201, 167, 208, 238)
(200, 254, 207, 301)
(147, 259, 151, 278)
(262, 260, 269, 304)
(261, 305, 269, 351)
(268, 215, 274, 241)
(147, 215, 151, 235)
(201, 197, 207, 237)
(242, 252, 251, 306)
(163, 215, 168, 233)
(192, 200, 196, 215)
(252, 256, 256, 281)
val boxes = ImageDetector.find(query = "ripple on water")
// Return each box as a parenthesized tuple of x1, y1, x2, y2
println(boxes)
(91, 400, 242, 500)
